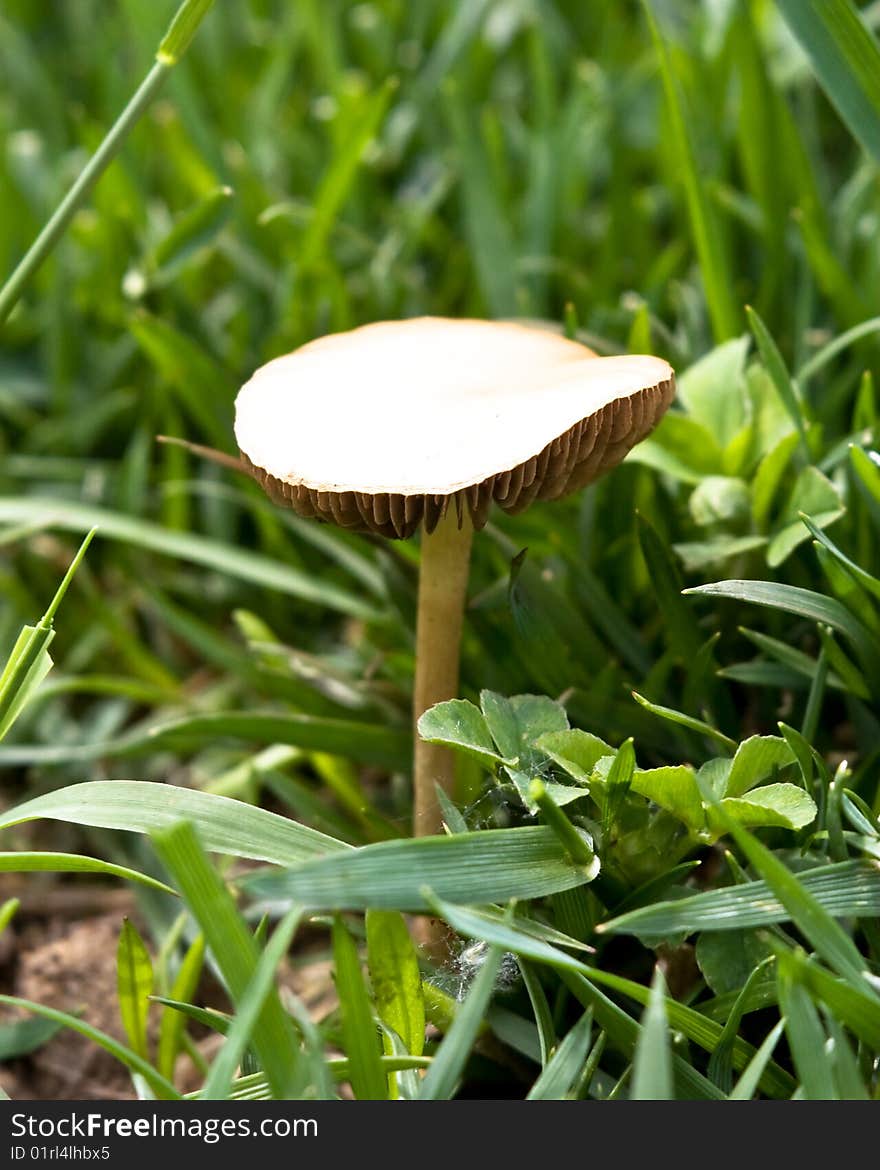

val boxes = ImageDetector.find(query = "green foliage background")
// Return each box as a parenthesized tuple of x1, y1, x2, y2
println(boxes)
(0, 0, 879, 1101)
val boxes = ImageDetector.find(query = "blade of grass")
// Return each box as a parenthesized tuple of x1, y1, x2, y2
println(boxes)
(333, 916, 387, 1100)
(0, 994, 177, 1099)
(642, 1, 739, 341)
(631, 968, 673, 1100)
(200, 908, 303, 1101)
(0, 780, 347, 865)
(775, 0, 880, 164)
(526, 1009, 593, 1100)
(0, 498, 380, 620)
(0, 0, 216, 325)
(152, 821, 301, 1100)
(243, 825, 599, 912)
(0, 852, 175, 896)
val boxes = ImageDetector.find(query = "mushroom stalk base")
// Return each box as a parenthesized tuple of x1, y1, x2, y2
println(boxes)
(412, 508, 474, 839)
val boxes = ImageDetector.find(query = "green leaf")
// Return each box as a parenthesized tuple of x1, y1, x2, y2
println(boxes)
(628, 413, 723, 485)
(0, 625, 53, 741)
(752, 431, 801, 531)
(333, 916, 387, 1101)
(696, 931, 774, 996)
(775, 0, 880, 164)
(600, 859, 880, 940)
(536, 729, 614, 785)
(152, 821, 301, 1100)
(0, 710, 411, 772)
(777, 952, 837, 1100)
(0, 851, 174, 895)
(0, 780, 347, 865)
(674, 337, 750, 443)
(149, 185, 233, 275)
(299, 78, 396, 270)
(637, 515, 704, 661)
(801, 514, 880, 604)
(444, 83, 519, 317)
(243, 826, 598, 912)
(729, 1019, 786, 1101)
(717, 785, 816, 834)
(629, 764, 705, 832)
(426, 896, 789, 1097)
(116, 918, 154, 1061)
(725, 735, 796, 798)
(718, 814, 871, 987)
(0, 1015, 62, 1061)
(631, 968, 673, 1100)
(849, 445, 880, 519)
(417, 699, 505, 767)
(366, 910, 425, 1058)
(774, 945, 880, 1050)
(0, 527, 94, 740)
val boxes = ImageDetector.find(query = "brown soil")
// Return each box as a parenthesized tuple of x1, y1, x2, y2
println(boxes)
(0, 877, 338, 1101)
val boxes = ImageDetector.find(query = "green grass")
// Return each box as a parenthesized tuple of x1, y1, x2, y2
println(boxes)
(0, 0, 879, 1101)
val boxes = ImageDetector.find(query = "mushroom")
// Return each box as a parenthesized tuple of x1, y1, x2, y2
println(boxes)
(234, 317, 675, 840)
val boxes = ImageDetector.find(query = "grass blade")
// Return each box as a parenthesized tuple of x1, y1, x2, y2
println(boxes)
(333, 916, 387, 1100)
(152, 821, 301, 1100)
(200, 908, 303, 1101)
(631, 968, 673, 1100)
(775, 0, 880, 164)
(243, 825, 599, 912)
(599, 859, 880, 939)
(0, 994, 177, 1099)
(0, 851, 175, 895)
(526, 1009, 593, 1100)
(0, 498, 380, 620)
(0, 780, 347, 865)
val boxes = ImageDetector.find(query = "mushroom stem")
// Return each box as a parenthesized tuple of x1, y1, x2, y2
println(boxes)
(412, 505, 474, 838)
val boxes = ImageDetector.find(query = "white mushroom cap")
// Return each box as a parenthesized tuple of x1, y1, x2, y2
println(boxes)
(236, 317, 675, 538)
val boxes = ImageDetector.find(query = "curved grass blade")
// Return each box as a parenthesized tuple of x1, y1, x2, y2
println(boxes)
(729, 1019, 786, 1101)
(0, 710, 410, 772)
(0, 994, 178, 1099)
(0, 852, 175, 895)
(243, 826, 599, 913)
(0, 498, 380, 620)
(599, 859, 880, 939)
(684, 579, 875, 653)
(0, 781, 347, 865)
(117, 918, 153, 1061)
(0, 0, 216, 324)
(157, 933, 205, 1082)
